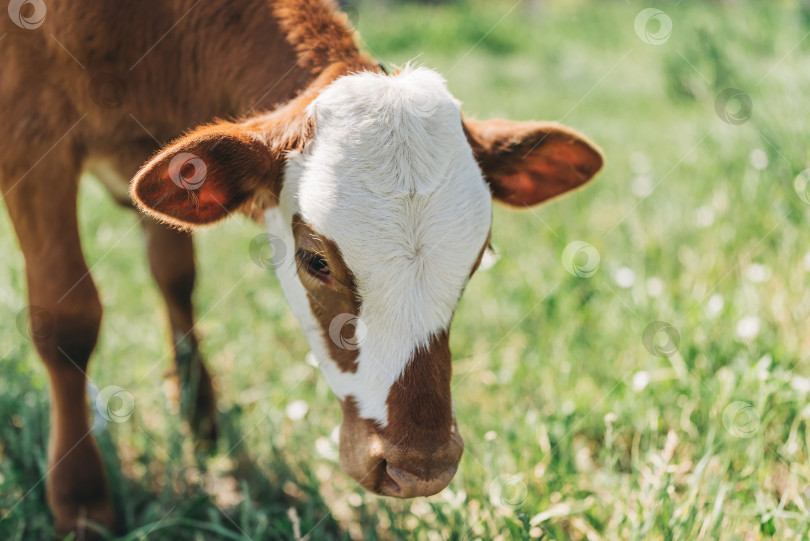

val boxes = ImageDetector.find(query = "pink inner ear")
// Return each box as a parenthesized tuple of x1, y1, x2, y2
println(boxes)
(463, 118, 603, 208)
(196, 180, 228, 208)
(133, 159, 241, 228)
(131, 128, 276, 228)
(495, 136, 604, 207)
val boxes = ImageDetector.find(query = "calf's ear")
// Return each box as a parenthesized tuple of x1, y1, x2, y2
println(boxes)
(130, 123, 281, 228)
(463, 119, 604, 207)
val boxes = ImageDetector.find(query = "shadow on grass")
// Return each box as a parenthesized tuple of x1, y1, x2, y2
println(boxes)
(0, 354, 346, 541)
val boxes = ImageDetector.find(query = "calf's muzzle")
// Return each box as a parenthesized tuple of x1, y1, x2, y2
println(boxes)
(338, 398, 463, 498)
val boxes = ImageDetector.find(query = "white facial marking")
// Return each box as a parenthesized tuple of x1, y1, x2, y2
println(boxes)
(269, 67, 492, 426)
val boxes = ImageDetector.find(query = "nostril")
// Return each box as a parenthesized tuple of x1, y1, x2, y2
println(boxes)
(379, 459, 402, 495)
(386, 465, 412, 484)
(381, 461, 459, 498)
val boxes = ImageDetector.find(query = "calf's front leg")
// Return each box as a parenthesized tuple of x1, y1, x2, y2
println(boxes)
(3, 154, 116, 537)
(142, 218, 218, 445)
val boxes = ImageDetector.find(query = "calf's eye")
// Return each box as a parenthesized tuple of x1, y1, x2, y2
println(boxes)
(297, 249, 331, 282)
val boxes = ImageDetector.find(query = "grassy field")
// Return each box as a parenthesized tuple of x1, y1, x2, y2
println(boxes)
(3, 0, 810, 539)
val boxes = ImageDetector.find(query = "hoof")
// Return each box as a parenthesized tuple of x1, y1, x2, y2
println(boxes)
(52, 497, 117, 540)
(167, 350, 219, 448)
(47, 436, 117, 539)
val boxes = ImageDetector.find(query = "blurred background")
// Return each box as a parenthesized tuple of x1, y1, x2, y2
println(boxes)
(3, 0, 810, 539)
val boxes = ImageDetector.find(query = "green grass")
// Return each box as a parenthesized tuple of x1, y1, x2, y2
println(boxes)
(3, 0, 810, 539)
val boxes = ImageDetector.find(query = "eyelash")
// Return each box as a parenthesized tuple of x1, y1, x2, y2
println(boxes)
(296, 249, 331, 282)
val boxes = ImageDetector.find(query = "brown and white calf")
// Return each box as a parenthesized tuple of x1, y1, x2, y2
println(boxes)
(0, 0, 603, 535)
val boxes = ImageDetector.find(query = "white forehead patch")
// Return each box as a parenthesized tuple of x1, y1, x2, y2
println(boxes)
(273, 67, 492, 425)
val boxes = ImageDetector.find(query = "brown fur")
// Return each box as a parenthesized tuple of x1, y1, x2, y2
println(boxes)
(272, 0, 365, 73)
(292, 214, 361, 373)
(338, 333, 463, 498)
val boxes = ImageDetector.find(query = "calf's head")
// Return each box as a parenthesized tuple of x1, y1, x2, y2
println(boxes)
(131, 66, 603, 497)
